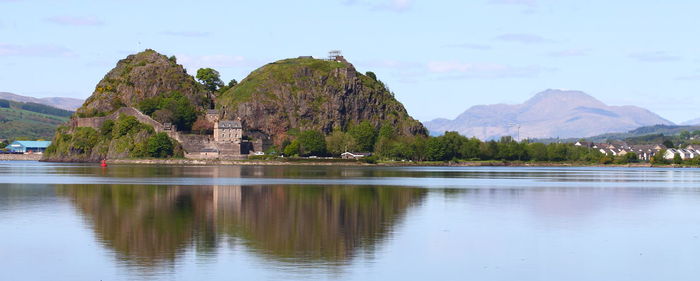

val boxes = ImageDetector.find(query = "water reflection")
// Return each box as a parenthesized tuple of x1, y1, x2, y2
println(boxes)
(57, 184, 426, 267)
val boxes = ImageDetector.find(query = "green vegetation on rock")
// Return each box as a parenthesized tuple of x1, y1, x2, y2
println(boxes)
(216, 57, 426, 145)
(137, 91, 198, 131)
(45, 114, 182, 162)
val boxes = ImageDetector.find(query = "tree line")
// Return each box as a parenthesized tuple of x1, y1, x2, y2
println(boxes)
(274, 122, 616, 163)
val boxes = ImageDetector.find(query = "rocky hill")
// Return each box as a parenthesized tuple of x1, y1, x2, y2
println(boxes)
(44, 50, 425, 161)
(0, 92, 84, 111)
(216, 57, 426, 144)
(45, 49, 206, 162)
(425, 89, 673, 140)
(76, 49, 209, 117)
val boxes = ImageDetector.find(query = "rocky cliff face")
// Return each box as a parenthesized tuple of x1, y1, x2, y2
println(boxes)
(76, 49, 208, 117)
(216, 57, 427, 144)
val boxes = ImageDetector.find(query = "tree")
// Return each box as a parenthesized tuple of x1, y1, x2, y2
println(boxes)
(365, 71, 378, 81)
(152, 109, 175, 125)
(218, 79, 239, 93)
(196, 68, 224, 92)
(620, 152, 639, 163)
(147, 132, 174, 158)
(680, 130, 691, 140)
(527, 142, 548, 161)
(460, 137, 482, 160)
(426, 137, 447, 161)
(298, 130, 327, 156)
(650, 149, 667, 165)
(326, 130, 356, 156)
(673, 153, 683, 165)
(349, 121, 377, 152)
(663, 139, 675, 149)
(138, 92, 198, 131)
(283, 140, 300, 156)
(378, 123, 396, 140)
(191, 117, 214, 134)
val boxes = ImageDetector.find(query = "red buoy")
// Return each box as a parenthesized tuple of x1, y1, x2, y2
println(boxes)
(100, 159, 107, 167)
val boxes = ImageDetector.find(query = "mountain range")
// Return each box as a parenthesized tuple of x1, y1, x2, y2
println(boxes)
(424, 89, 674, 140)
(0, 92, 83, 111)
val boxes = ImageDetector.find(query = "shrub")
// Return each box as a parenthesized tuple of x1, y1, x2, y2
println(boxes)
(283, 140, 300, 156)
(100, 120, 115, 136)
(137, 91, 198, 131)
(72, 127, 100, 154)
(146, 132, 174, 158)
(359, 155, 378, 164)
(112, 115, 141, 138)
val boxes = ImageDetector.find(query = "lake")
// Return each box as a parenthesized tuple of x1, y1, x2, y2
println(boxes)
(2, 161, 700, 281)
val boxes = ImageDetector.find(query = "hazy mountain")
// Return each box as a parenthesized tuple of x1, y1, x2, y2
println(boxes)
(681, 118, 700, 126)
(424, 89, 674, 140)
(0, 92, 83, 111)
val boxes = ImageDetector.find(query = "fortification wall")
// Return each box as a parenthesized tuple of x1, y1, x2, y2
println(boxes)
(74, 107, 166, 132)
(72, 107, 251, 159)
(74, 117, 107, 128)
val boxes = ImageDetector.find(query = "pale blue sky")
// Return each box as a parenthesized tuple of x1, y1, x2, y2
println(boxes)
(1, 0, 698, 123)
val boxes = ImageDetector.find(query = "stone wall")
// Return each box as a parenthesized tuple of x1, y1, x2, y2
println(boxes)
(0, 154, 42, 161)
(73, 107, 250, 159)
(74, 117, 108, 129)
(74, 107, 167, 132)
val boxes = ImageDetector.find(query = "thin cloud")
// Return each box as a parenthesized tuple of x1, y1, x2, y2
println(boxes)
(548, 48, 590, 57)
(676, 74, 700, 81)
(356, 59, 421, 69)
(444, 43, 493, 50)
(176, 54, 257, 71)
(495, 33, 552, 44)
(342, 0, 412, 12)
(427, 61, 553, 79)
(490, 0, 536, 6)
(161, 31, 210, 37)
(0, 43, 75, 57)
(629, 51, 681, 62)
(46, 16, 103, 26)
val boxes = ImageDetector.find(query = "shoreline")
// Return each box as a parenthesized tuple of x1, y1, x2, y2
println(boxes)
(11, 157, 692, 168)
(99, 158, 663, 168)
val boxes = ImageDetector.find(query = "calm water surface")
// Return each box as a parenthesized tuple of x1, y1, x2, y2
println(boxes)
(2, 161, 700, 281)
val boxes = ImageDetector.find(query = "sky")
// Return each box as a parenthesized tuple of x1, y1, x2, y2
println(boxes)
(1, 0, 698, 123)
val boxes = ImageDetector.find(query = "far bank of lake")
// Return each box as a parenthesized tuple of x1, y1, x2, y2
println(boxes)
(94, 158, 688, 168)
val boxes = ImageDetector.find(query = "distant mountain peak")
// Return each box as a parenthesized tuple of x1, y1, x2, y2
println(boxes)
(524, 89, 604, 108)
(425, 89, 673, 140)
(0, 92, 83, 111)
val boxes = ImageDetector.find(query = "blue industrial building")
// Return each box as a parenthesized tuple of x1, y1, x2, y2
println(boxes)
(7, 141, 52, 154)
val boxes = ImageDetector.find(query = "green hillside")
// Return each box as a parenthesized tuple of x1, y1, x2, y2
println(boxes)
(0, 99, 72, 140)
(534, 124, 700, 144)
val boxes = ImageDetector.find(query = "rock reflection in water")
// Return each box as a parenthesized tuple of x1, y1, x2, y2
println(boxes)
(57, 184, 426, 267)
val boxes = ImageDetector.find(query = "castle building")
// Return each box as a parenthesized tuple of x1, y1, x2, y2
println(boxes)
(215, 119, 243, 143)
